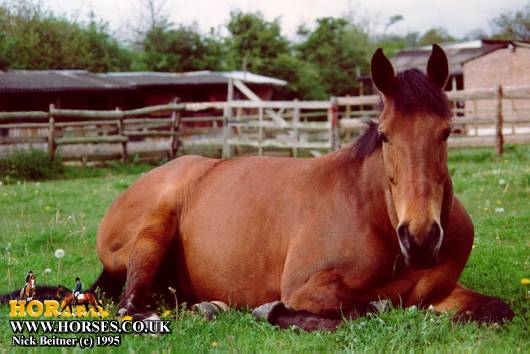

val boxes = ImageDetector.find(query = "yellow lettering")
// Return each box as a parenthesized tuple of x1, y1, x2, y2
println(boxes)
(9, 300, 26, 317)
(43, 300, 60, 317)
(26, 300, 43, 317)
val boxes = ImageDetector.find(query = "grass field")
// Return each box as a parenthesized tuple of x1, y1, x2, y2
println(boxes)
(0, 146, 529, 353)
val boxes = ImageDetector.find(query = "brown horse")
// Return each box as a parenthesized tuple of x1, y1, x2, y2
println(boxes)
(90, 44, 514, 330)
(19, 273, 35, 302)
(56, 286, 104, 317)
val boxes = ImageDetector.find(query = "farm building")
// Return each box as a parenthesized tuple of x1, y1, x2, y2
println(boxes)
(358, 39, 528, 93)
(463, 41, 530, 123)
(0, 70, 287, 111)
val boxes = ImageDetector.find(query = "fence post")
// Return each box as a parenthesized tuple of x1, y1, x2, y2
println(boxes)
(222, 79, 234, 158)
(292, 99, 300, 157)
(169, 98, 181, 160)
(258, 107, 264, 156)
(48, 104, 56, 161)
(328, 97, 340, 151)
(495, 84, 504, 156)
(116, 107, 128, 163)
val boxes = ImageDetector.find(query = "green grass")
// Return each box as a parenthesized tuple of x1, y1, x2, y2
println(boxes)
(0, 146, 529, 353)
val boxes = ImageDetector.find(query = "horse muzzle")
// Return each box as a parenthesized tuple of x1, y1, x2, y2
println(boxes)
(397, 221, 443, 269)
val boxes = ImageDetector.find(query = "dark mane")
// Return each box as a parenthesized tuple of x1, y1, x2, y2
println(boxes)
(389, 69, 451, 118)
(352, 121, 381, 160)
(352, 69, 451, 160)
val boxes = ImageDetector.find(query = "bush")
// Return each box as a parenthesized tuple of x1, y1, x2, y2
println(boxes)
(0, 149, 63, 182)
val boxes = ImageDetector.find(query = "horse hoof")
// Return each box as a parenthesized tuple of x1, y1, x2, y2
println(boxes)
(473, 298, 514, 324)
(132, 312, 160, 321)
(252, 301, 284, 322)
(191, 301, 228, 320)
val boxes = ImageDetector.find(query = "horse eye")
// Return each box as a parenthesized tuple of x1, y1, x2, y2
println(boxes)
(379, 132, 389, 143)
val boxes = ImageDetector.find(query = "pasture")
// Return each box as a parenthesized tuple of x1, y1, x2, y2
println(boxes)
(0, 146, 529, 353)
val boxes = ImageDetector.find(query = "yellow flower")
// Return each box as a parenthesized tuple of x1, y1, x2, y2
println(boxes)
(121, 315, 133, 321)
(161, 310, 172, 318)
(211, 341, 219, 348)
(521, 278, 530, 285)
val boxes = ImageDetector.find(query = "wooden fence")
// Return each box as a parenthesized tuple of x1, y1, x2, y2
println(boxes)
(1, 85, 529, 162)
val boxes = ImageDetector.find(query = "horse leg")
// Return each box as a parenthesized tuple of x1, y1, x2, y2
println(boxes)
(254, 271, 373, 331)
(432, 283, 514, 323)
(117, 218, 177, 320)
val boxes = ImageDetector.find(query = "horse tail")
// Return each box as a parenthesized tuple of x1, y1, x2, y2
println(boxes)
(88, 269, 125, 302)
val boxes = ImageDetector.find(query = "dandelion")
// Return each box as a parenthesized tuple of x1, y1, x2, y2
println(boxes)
(121, 315, 133, 321)
(494, 207, 505, 213)
(161, 310, 172, 318)
(498, 179, 506, 186)
(54, 249, 65, 285)
(45, 206, 51, 211)
(521, 278, 530, 285)
(168, 287, 179, 318)
(54, 249, 65, 258)
(44, 268, 52, 274)
(211, 342, 219, 348)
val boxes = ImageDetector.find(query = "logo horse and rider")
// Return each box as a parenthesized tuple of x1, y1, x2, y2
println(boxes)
(19, 271, 104, 316)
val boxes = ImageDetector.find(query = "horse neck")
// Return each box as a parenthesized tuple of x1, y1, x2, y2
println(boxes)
(327, 147, 396, 232)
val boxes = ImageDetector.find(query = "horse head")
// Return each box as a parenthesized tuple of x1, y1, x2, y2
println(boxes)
(370, 44, 453, 269)
(56, 285, 65, 300)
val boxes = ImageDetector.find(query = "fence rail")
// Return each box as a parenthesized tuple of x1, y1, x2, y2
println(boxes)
(1, 85, 529, 162)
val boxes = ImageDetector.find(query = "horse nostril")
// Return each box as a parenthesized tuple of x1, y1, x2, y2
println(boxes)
(397, 223, 411, 249)
(425, 222, 442, 251)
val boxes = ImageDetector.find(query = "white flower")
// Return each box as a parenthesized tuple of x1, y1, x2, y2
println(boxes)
(44, 268, 52, 274)
(54, 249, 65, 258)
(494, 207, 505, 213)
(498, 179, 506, 186)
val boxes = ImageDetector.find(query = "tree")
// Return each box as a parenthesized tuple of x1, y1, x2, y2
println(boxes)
(142, 24, 224, 72)
(296, 17, 372, 97)
(225, 11, 290, 75)
(0, 0, 132, 71)
(418, 28, 456, 46)
(492, 3, 530, 40)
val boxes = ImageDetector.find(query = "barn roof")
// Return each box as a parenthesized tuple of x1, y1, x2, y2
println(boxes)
(0, 70, 134, 93)
(101, 70, 287, 87)
(0, 70, 287, 93)
(391, 41, 506, 76)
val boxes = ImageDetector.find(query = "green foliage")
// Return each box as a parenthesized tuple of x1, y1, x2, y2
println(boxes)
(225, 11, 290, 74)
(491, 3, 530, 40)
(0, 1, 132, 72)
(0, 149, 63, 182)
(142, 24, 224, 72)
(418, 27, 456, 46)
(297, 17, 372, 97)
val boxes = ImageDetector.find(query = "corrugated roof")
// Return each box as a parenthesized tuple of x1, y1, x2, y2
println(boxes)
(0, 70, 134, 93)
(392, 45, 503, 76)
(0, 70, 287, 93)
(101, 70, 287, 86)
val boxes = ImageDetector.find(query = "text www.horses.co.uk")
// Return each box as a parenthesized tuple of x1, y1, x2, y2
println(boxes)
(8, 300, 171, 348)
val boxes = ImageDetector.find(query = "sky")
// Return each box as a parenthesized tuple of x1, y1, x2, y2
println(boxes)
(38, 0, 525, 40)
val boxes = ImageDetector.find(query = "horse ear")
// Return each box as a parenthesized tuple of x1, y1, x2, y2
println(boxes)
(371, 48, 395, 95)
(427, 44, 449, 89)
